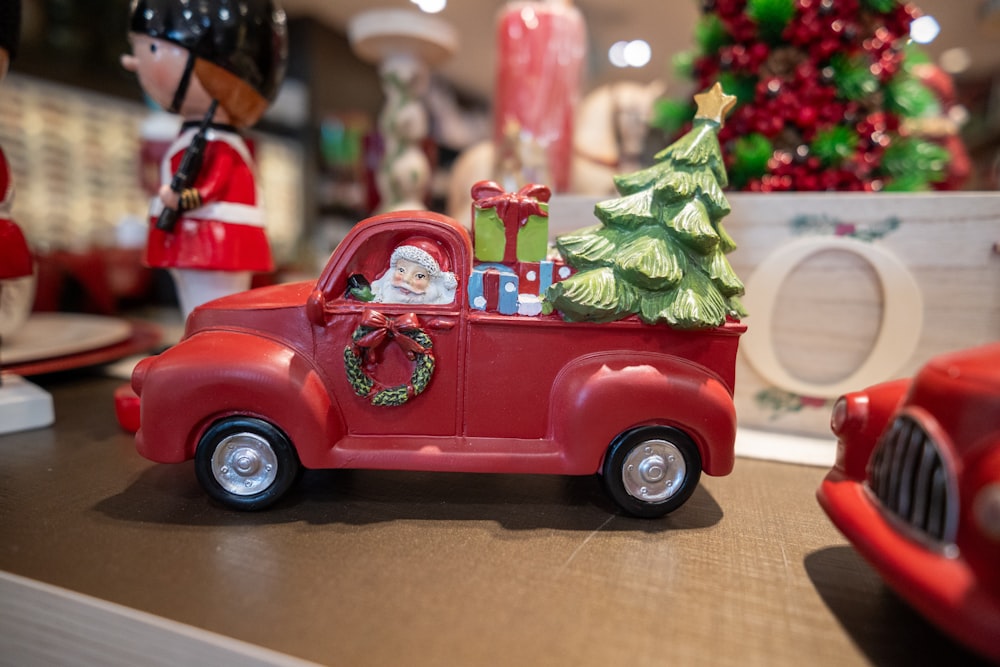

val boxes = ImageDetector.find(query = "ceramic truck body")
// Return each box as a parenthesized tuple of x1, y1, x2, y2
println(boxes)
(133, 210, 744, 516)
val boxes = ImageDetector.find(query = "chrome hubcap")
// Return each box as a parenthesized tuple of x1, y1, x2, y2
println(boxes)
(621, 439, 686, 502)
(211, 432, 278, 496)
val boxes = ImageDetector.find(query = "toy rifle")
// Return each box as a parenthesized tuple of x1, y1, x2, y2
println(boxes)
(156, 99, 219, 232)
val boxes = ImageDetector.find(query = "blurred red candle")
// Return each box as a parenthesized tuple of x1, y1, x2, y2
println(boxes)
(493, 1, 585, 192)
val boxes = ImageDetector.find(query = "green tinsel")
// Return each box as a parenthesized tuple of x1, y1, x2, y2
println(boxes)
(882, 137, 950, 188)
(810, 126, 858, 167)
(884, 71, 940, 118)
(830, 53, 880, 101)
(672, 50, 695, 81)
(652, 99, 694, 139)
(730, 133, 773, 188)
(694, 13, 729, 53)
(746, 0, 797, 43)
(860, 0, 900, 13)
(716, 72, 757, 107)
(901, 42, 933, 68)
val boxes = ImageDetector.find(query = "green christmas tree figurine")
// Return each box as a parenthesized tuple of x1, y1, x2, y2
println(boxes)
(546, 83, 746, 329)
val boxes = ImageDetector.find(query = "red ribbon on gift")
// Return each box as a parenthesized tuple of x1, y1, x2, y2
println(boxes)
(472, 180, 551, 264)
(354, 310, 428, 358)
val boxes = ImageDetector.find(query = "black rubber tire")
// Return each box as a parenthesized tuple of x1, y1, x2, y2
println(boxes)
(194, 417, 301, 511)
(601, 426, 702, 518)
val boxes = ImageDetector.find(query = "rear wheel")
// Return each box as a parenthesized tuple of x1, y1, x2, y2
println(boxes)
(601, 426, 702, 518)
(194, 417, 301, 511)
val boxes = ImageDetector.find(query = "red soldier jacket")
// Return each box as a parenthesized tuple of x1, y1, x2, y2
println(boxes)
(145, 125, 273, 272)
(0, 146, 32, 280)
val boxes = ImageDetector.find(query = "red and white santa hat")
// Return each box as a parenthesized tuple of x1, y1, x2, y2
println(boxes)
(391, 238, 458, 289)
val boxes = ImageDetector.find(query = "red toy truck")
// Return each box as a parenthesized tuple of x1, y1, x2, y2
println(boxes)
(817, 343, 1000, 661)
(132, 210, 744, 517)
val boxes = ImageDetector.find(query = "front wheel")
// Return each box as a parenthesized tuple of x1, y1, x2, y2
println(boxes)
(195, 417, 301, 511)
(601, 426, 702, 518)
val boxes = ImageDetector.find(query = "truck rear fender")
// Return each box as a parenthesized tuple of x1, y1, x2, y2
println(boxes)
(548, 351, 737, 476)
(136, 332, 344, 467)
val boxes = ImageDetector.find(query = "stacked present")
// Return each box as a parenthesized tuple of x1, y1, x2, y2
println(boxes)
(468, 180, 572, 316)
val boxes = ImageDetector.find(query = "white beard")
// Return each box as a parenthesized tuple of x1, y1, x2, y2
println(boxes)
(370, 272, 455, 305)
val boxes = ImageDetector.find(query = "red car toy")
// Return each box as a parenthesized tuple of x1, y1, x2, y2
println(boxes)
(131, 209, 744, 517)
(817, 343, 1000, 662)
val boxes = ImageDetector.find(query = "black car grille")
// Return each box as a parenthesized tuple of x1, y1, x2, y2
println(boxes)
(867, 415, 957, 546)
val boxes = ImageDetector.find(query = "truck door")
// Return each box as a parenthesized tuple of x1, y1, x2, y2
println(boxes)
(312, 220, 467, 438)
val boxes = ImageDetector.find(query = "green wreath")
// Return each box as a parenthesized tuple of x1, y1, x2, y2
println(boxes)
(344, 322, 435, 407)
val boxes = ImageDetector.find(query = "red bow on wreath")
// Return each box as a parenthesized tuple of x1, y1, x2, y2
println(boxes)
(353, 310, 428, 359)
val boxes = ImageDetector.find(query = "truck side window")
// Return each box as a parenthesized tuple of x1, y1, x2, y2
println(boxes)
(345, 273, 374, 301)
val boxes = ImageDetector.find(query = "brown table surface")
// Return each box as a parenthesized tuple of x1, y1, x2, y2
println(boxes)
(0, 372, 988, 666)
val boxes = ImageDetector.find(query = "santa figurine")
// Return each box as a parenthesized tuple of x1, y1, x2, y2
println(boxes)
(121, 0, 287, 318)
(370, 238, 458, 305)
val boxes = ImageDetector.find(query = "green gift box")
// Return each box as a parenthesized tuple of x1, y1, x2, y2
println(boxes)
(471, 181, 551, 264)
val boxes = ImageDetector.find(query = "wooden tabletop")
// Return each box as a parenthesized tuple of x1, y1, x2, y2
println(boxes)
(0, 372, 986, 666)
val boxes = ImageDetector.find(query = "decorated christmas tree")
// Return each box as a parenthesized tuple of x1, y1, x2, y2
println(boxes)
(655, 0, 958, 191)
(545, 83, 745, 329)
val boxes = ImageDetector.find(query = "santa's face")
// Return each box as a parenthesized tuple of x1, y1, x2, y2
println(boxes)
(389, 258, 431, 300)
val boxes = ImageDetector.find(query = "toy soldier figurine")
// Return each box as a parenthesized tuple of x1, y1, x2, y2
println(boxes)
(121, 0, 288, 318)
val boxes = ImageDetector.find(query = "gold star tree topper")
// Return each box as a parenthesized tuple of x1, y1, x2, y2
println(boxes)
(694, 82, 737, 126)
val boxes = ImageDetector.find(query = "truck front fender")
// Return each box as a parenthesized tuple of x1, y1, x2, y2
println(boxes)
(549, 351, 737, 476)
(134, 331, 343, 468)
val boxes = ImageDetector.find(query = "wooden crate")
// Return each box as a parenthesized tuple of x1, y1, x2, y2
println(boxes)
(551, 192, 1000, 438)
